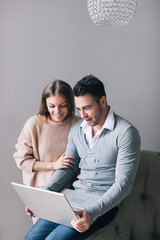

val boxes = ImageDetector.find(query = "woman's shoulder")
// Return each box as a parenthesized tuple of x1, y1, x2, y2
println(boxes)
(71, 114, 81, 124)
(24, 114, 44, 128)
(70, 115, 83, 130)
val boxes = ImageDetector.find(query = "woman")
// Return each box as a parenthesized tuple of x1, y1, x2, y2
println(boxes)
(14, 79, 80, 223)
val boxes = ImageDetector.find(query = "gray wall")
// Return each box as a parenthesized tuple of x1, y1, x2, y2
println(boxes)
(1, 0, 160, 239)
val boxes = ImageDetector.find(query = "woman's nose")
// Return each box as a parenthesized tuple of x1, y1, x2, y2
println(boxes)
(54, 106, 60, 114)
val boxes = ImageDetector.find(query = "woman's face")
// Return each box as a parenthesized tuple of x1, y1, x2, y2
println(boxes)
(46, 95, 68, 122)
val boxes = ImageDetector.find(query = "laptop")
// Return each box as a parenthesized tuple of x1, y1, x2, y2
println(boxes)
(11, 182, 99, 228)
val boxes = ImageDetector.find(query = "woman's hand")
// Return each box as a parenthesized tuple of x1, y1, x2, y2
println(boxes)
(53, 153, 75, 170)
(25, 207, 34, 218)
(32, 153, 75, 171)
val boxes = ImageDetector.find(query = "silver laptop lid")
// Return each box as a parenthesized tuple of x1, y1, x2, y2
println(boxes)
(11, 182, 78, 228)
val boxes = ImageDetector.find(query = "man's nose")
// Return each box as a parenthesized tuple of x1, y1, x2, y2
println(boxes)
(80, 109, 87, 118)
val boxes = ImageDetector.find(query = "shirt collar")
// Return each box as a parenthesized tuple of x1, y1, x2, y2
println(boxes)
(80, 107, 115, 132)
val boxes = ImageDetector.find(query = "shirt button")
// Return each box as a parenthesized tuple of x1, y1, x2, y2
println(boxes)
(93, 171, 98, 176)
(83, 155, 86, 159)
(94, 159, 99, 163)
(88, 183, 93, 187)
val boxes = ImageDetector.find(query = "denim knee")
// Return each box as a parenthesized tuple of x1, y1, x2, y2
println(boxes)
(24, 234, 29, 240)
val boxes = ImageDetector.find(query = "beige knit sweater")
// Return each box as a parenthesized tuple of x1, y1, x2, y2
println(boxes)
(14, 114, 80, 188)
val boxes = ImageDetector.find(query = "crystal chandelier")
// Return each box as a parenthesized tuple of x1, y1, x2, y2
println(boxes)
(87, 0, 138, 27)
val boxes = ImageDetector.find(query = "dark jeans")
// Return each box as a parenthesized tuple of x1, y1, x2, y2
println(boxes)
(24, 206, 118, 240)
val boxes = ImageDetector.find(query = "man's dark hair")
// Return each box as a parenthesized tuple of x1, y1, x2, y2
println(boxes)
(73, 74, 106, 102)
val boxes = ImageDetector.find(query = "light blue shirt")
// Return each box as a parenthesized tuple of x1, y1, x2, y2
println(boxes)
(45, 111, 141, 221)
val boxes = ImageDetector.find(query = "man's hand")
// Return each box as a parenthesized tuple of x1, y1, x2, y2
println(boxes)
(71, 209, 92, 232)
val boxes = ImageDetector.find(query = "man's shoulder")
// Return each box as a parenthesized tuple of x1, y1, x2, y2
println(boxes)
(113, 112, 140, 135)
(71, 118, 83, 128)
(113, 112, 140, 138)
(114, 112, 133, 128)
(113, 112, 141, 149)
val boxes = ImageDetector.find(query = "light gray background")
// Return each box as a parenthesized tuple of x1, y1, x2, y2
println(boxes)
(0, 0, 160, 239)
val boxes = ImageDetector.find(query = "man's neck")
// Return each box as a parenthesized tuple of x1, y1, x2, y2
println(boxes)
(92, 106, 110, 137)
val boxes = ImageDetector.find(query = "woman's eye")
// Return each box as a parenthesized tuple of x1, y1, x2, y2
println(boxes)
(49, 104, 67, 108)
(60, 104, 67, 108)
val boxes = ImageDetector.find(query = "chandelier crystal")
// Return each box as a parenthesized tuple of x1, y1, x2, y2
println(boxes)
(87, 0, 138, 27)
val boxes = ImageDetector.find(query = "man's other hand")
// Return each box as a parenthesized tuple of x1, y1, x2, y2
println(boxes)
(71, 209, 92, 232)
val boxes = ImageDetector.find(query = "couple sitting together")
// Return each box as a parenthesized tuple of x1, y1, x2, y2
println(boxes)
(14, 74, 141, 240)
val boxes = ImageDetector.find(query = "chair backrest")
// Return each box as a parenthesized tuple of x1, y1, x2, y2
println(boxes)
(115, 150, 160, 240)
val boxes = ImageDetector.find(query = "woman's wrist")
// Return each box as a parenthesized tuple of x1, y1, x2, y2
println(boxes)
(33, 161, 55, 171)
(51, 162, 56, 170)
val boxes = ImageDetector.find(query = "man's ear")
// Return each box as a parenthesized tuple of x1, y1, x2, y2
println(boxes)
(100, 96, 107, 108)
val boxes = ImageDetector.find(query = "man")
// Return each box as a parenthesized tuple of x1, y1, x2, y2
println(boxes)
(25, 75, 141, 240)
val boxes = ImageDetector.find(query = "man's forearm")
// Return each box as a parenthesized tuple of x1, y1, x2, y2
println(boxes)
(44, 167, 78, 192)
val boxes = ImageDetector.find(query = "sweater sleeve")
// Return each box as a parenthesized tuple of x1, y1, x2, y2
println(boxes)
(13, 119, 37, 173)
(86, 126, 141, 222)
